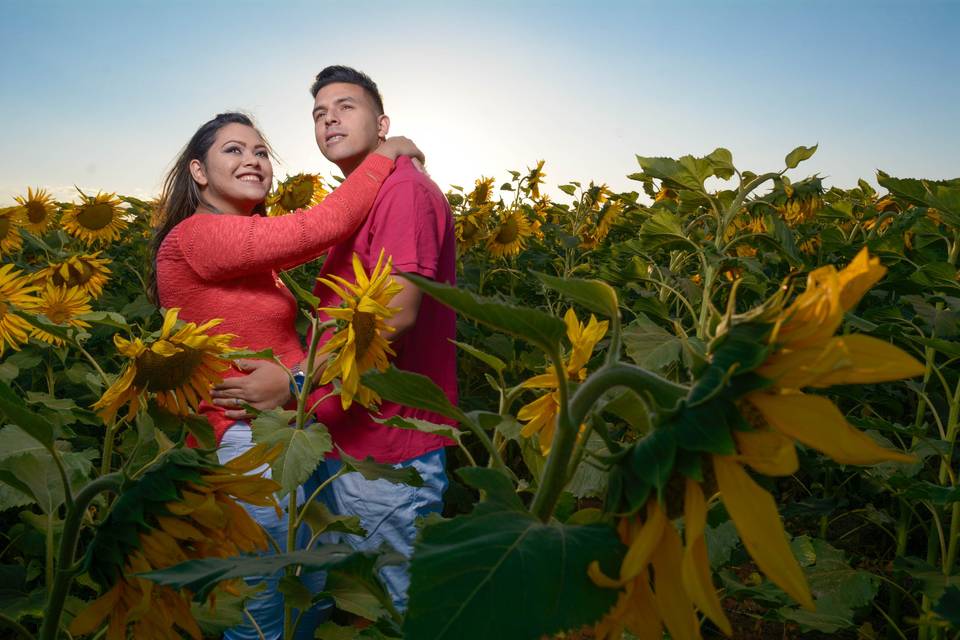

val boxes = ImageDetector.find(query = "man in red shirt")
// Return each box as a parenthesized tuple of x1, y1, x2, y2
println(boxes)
(306, 66, 456, 611)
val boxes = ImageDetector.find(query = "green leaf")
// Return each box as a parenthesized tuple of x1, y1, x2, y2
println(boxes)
(252, 410, 332, 496)
(777, 536, 879, 633)
(933, 586, 960, 625)
(278, 574, 315, 610)
(600, 389, 651, 433)
(141, 547, 371, 601)
(362, 366, 469, 424)
(79, 311, 131, 330)
(531, 272, 619, 319)
(670, 400, 737, 455)
(340, 451, 423, 487)
(0, 382, 55, 451)
(0, 449, 93, 514)
(403, 506, 624, 640)
(456, 467, 522, 511)
(566, 431, 609, 499)
(450, 339, 506, 374)
(320, 552, 397, 622)
(637, 151, 732, 192)
(302, 500, 366, 537)
(622, 317, 681, 372)
(373, 415, 461, 446)
(705, 520, 739, 570)
(638, 211, 695, 252)
(558, 184, 577, 196)
(0, 425, 48, 463)
(629, 427, 676, 499)
(784, 144, 818, 169)
(278, 271, 321, 308)
(401, 274, 566, 352)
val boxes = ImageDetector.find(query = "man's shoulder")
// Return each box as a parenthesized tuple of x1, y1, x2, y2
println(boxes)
(380, 157, 446, 202)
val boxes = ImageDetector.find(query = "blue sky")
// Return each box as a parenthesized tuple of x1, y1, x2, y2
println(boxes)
(1, 0, 958, 203)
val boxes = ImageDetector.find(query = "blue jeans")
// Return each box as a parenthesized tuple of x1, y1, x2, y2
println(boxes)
(309, 448, 448, 612)
(217, 423, 327, 640)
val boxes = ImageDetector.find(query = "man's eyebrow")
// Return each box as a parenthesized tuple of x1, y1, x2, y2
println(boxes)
(312, 96, 357, 116)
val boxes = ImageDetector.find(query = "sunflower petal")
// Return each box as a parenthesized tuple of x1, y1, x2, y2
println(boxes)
(652, 520, 701, 640)
(810, 334, 925, 387)
(621, 499, 666, 581)
(749, 391, 916, 465)
(713, 455, 814, 610)
(682, 480, 732, 636)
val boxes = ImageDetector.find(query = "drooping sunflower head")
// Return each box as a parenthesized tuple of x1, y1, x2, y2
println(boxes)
(773, 178, 823, 227)
(317, 249, 403, 409)
(455, 212, 486, 253)
(61, 190, 129, 245)
(525, 160, 546, 199)
(28, 284, 92, 346)
(72, 446, 281, 640)
(267, 173, 328, 216)
(486, 209, 532, 258)
(33, 251, 112, 299)
(585, 182, 611, 210)
(0, 206, 24, 257)
(13, 187, 59, 235)
(93, 308, 235, 423)
(0, 264, 40, 356)
(469, 176, 496, 207)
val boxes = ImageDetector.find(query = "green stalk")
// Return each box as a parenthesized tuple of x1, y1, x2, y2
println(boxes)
(39, 473, 124, 640)
(530, 362, 688, 521)
(888, 500, 912, 640)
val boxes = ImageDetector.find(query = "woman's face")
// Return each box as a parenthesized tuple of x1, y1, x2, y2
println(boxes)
(189, 123, 273, 214)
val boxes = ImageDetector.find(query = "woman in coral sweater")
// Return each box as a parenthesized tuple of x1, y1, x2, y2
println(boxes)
(152, 111, 421, 640)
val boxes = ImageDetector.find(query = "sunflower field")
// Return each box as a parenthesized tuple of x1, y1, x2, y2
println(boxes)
(0, 145, 959, 640)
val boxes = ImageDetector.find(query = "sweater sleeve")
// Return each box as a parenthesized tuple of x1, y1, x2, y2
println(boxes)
(175, 153, 394, 281)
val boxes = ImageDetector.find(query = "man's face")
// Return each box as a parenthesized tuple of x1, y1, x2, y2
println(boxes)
(312, 82, 388, 170)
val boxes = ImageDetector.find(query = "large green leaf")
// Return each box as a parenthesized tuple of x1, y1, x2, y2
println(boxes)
(450, 339, 506, 375)
(362, 366, 469, 424)
(636, 149, 734, 191)
(302, 500, 366, 538)
(0, 382, 55, 451)
(0, 449, 93, 514)
(318, 551, 397, 622)
(252, 409, 332, 496)
(141, 546, 372, 601)
(622, 317, 682, 372)
(638, 211, 695, 252)
(784, 144, 818, 169)
(401, 274, 566, 352)
(403, 505, 624, 639)
(777, 537, 878, 633)
(374, 415, 462, 446)
(339, 451, 423, 487)
(531, 272, 619, 319)
(878, 171, 960, 227)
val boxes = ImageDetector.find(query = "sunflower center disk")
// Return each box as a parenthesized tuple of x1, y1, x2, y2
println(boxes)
(47, 304, 73, 324)
(496, 219, 519, 243)
(77, 204, 116, 230)
(281, 181, 314, 211)
(461, 220, 478, 240)
(27, 202, 48, 223)
(133, 346, 204, 391)
(353, 311, 377, 360)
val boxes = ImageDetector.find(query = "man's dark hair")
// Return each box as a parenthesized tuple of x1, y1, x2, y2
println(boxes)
(310, 65, 384, 115)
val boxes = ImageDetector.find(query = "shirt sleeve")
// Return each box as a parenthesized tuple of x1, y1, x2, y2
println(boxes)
(368, 179, 444, 279)
(176, 153, 394, 281)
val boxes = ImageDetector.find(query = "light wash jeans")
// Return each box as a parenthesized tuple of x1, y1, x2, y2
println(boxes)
(309, 448, 448, 612)
(217, 422, 327, 640)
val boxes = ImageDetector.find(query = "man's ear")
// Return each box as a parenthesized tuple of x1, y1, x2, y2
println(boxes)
(377, 114, 390, 139)
(189, 159, 208, 186)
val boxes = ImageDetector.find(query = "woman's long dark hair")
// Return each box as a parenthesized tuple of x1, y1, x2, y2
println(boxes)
(148, 112, 270, 303)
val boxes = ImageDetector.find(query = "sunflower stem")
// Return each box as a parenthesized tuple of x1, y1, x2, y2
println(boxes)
(530, 346, 574, 522)
(39, 473, 124, 640)
(100, 421, 121, 476)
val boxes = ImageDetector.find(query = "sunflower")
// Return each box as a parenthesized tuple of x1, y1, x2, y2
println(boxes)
(33, 251, 112, 299)
(93, 308, 235, 423)
(61, 190, 128, 245)
(654, 186, 678, 203)
(455, 211, 486, 254)
(0, 206, 24, 257)
(267, 173, 328, 216)
(13, 187, 58, 234)
(525, 160, 546, 199)
(517, 309, 607, 454)
(0, 264, 40, 356)
(486, 209, 532, 258)
(316, 249, 403, 410)
(28, 284, 92, 346)
(468, 177, 495, 207)
(592, 249, 923, 638)
(585, 182, 611, 210)
(70, 445, 281, 640)
(776, 193, 821, 226)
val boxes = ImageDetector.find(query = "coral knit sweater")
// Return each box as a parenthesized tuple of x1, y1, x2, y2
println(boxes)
(155, 153, 395, 444)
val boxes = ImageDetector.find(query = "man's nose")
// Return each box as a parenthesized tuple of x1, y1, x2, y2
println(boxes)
(324, 110, 339, 125)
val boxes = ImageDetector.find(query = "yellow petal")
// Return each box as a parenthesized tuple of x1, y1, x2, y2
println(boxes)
(621, 500, 666, 581)
(624, 570, 664, 640)
(837, 248, 886, 311)
(682, 480, 733, 636)
(68, 582, 122, 635)
(160, 308, 180, 337)
(713, 455, 814, 610)
(809, 334, 925, 387)
(749, 391, 916, 465)
(732, 427, 799, 476)
(652, 520, 701, 640)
